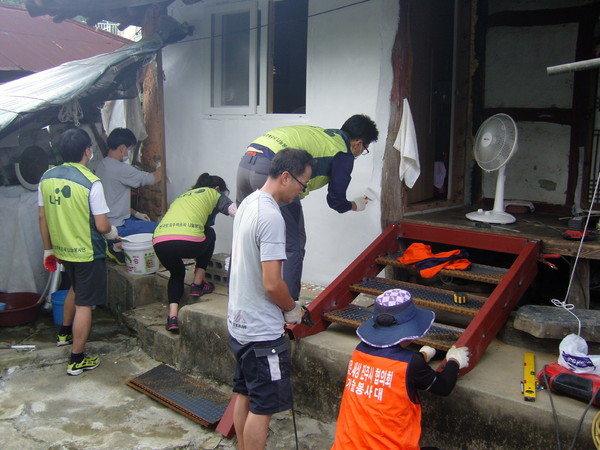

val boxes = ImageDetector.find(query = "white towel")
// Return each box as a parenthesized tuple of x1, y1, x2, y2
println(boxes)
(393, 98, 420, 188)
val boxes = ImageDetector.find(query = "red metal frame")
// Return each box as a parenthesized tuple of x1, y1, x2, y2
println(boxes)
(287, 223, 401, 339)
(287, 222, 541, 375)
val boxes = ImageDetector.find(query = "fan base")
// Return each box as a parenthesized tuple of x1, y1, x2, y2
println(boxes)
(466, 209, 516, 224)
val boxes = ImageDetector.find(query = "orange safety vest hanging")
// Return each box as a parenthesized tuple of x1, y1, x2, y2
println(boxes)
(398, 242, 471, 278)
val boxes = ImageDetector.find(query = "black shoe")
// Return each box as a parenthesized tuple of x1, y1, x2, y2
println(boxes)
(190, 280, 215, 297)
(166, 316, 179, 332)
(106, 245, 125, 265)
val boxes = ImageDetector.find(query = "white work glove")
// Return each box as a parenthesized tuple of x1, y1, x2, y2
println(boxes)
(43, 249, 58, 272)
(283, 301, 303, 324)
(228, 203, 237, 217)
(445, 346, 470, 369)
(352, 196, 368, 212)
(103, 225, 119, 241)
(134, 211, 151, 221)
(419, 345, 436, 363)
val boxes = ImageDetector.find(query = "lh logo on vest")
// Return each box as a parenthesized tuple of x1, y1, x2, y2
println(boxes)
(49, 185, 72, 205)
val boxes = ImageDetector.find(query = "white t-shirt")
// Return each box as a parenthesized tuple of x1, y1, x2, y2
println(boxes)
(38, 180, 109, 215)
(94, 156, 155, 226)
(228, 190, 287, 342)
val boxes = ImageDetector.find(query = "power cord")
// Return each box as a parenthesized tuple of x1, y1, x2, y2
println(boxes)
(541, 365, 562, 450)
(541, 172, 600, 449)
(592, 409, 600, 449)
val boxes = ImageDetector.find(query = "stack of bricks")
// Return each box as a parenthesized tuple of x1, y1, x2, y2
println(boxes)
(205, 253, 230, 286)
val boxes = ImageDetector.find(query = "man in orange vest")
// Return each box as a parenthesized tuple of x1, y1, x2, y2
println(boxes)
(332, 289, 470, 449)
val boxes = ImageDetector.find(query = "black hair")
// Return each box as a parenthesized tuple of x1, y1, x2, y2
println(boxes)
(107, 128, 137, 150)
(57, 128, 92, 163)
(341, 114, 379, 146)
(269, 148, 315, 178)
(192, 173, 229, 192)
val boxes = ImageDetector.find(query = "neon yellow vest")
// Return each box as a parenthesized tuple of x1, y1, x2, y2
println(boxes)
(251, 126, 351, 197)
(40, 163, 106, 262)
(153, 187, 221, 239)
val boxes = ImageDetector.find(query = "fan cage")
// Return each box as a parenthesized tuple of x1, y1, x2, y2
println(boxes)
(474, 114, 517, 172)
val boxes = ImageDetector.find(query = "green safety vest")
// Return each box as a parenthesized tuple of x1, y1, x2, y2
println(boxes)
(251, 125, 351, 197)
(40, 163, 106, 262)
(153, 187, 221, 239)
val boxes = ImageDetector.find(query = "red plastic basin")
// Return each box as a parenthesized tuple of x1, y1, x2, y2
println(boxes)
(0, 292, 43, 327)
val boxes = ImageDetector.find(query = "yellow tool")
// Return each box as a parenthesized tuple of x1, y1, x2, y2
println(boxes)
(453, 292, 467, 304)
(522, 352, 536, 402)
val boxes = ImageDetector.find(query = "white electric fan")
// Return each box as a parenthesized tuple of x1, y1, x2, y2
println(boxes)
(466, 113, 518, 224)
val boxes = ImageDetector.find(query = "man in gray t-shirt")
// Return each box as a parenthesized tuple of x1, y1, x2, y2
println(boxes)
(95, 128, 161, 263)
(228, 148, 314, 449)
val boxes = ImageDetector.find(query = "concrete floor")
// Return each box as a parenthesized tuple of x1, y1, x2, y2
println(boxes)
(0, 307, 336, 449)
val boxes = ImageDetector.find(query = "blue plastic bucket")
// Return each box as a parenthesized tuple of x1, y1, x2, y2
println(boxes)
(51, 290, 68, 325)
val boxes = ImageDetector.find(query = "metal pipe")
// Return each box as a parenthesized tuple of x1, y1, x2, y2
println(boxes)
(547, 57, 600, 75)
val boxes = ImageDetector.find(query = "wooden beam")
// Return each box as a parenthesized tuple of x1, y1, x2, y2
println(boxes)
(487, 4, 600, 27)
(482, 108, 573, 125)
(138, 4, 167, 221)
(381, 1, 411, 229)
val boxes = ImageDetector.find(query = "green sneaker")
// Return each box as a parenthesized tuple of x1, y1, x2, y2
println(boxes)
(106, 245, 126, 265)
(67, 356, 100, 376)
(56, 333, 73, 347)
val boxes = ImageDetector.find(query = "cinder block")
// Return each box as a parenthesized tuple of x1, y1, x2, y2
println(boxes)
(206, 253, 230, 286)
(208, 253, 230, 271)
(205, 270, 229, 286)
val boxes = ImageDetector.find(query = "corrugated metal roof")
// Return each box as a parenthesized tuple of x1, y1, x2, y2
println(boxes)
(0, 34, 163, 140)
(0, 4, 130, 73)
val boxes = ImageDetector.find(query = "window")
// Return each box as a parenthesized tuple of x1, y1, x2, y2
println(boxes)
(207, 0, 307, 114)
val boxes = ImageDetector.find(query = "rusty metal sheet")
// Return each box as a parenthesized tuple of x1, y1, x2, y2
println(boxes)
(0, 4, 128, 73)
(127, 364, 231, 427)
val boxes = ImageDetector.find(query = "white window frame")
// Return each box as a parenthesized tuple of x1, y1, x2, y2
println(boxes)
(203, 0, 262, 115)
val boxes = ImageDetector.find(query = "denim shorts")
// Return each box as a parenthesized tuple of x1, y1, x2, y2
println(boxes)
(229, 335, 293, 415)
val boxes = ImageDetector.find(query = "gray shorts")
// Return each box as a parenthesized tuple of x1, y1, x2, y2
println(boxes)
(62, 259, 107, 307)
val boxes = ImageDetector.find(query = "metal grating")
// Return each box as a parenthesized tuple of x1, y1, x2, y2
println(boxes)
(375, 252, 507, 284)
(323, 304, 463, 351)
(350, 277, 486, 316)
(127, 364, 231, 427)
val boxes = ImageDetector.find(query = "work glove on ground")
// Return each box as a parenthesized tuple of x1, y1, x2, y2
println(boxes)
(43, 249, 58, 272)
(446, 346, 470, 369)
(352, 196, 368, 212)
(134, 211, 151, 221)
(103, 225, 119, 241)
(283, 301, 303, 324)
(419, 345, 436, 363)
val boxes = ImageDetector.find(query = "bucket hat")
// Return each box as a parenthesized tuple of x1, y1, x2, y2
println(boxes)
(357, 289, 434, 348)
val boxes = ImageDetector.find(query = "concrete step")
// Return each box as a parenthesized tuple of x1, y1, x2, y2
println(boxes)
(110, 265, 598, 449)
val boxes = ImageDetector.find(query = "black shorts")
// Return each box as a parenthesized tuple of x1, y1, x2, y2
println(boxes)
(62, 259, 107, 307)
(229, 335, 293, 415)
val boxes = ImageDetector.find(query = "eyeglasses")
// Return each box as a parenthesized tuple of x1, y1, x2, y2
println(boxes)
(288, 172, 308, 193)
(361, 142, 370, 156)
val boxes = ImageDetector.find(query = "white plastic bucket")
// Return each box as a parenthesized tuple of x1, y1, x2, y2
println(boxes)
(121, 233, 159, 276)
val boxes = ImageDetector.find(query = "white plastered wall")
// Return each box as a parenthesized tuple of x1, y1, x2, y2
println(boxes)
(163, 0, 397, 287)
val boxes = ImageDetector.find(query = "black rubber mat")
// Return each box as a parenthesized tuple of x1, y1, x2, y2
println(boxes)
(127, 364, 231, 427)
(323, 304, 463, 351)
